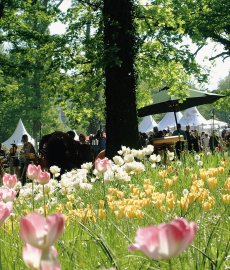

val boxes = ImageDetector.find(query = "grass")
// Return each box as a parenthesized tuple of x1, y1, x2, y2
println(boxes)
(1, 148, 230, 269)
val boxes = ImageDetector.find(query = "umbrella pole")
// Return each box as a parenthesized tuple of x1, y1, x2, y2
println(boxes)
(173, 110, 178, 132)
(174, 109, 182, 157)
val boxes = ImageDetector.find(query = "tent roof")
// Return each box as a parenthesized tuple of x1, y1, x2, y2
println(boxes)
(67, 128, 79, 140)
(138, 115, 157, 133)
(206, 119, 228, 127)
(2, 119, 34, 147)
(158, 111, 183, 131)
(178, 107, 208, 128)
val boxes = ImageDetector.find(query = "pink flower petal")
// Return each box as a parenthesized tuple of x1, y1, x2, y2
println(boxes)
(22, 243, 42, 270)
(46, 213, 65, 247)
(128, 218, 197, 260)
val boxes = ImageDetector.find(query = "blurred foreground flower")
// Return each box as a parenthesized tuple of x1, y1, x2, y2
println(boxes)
(22, 244, 60, 270)
(20, 212, 65, 249)
(0, 201, 13, 227)
(128, 218, 196, 260)
(20, 212, 65, 269)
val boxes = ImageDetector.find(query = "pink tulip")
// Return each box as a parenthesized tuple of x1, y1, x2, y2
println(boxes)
(0, 186, 17, 202)
(20, 212, 65, 250)
(27, 164, 41, 180)
(95, 158, 111, 173)
(128, 218, 197, 260)
(22, 244, 60, 270)
(37, 171, 50, 185)
(0, 201, 13, 227)
(3, 173, 17, 189)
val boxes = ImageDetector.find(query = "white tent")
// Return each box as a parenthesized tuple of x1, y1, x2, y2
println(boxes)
(158, 112, 183, 131)
(2, 119, 35, 147)
(206, 119, 228, 128)
(138, 115, 157, 133)
(67, 128, 79, 140)
(179, 107, 209, 130)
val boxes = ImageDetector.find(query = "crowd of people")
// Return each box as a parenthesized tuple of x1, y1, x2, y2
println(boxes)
(140, 124, 230, 155)
(0, 129, 106, 185)
(1, 124, 230, 185)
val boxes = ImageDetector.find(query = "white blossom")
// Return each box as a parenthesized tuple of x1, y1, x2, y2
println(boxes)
(50, 165, 61, 175)
(124, 154, 134, 163)
(113, 156, 124, 166)
(80, 183, 93, 191)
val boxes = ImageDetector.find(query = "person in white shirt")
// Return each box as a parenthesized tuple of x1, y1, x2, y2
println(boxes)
(202, 133, 210, 150)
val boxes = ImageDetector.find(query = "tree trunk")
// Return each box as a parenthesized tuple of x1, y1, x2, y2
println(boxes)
(103, 0, 141, 159)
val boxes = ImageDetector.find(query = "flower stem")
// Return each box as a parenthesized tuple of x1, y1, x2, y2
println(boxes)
(168, 259, 172, 270)
(43, 185, 46, 217)
(32, 180, 34, 211)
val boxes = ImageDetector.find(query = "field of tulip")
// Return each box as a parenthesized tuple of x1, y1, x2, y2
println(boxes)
(1, 145, 230, 270)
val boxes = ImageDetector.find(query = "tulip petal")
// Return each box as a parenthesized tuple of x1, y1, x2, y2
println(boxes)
(22, 244, 42, 270)
(40, 248, 61, 270)
(46, 213, 65, 247)
(20, 212, 46, 248)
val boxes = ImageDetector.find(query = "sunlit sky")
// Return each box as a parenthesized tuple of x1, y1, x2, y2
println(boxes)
(49, 0, 230, 91)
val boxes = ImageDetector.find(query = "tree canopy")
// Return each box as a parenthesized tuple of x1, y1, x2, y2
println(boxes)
(0, 0, 229, 154)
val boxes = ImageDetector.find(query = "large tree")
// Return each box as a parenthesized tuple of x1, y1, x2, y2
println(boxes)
(102, 0, 141, 157)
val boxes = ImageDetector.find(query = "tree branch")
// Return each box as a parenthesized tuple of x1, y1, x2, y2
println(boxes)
(209, 52, 229, 61)
(193, 45, 204, 57)
(56, 0, 64, 9)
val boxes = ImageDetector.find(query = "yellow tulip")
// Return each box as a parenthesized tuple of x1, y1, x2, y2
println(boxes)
(164, 179, 173, 189)
(144, 179, 151, 185)
(98, 209, 106, 220)
(166, 198, 175, 211)
(67, 194, 74, 201)
(207, 177, 217, 190)
(66, 202, 72, 210)
(188, 193, 197, 204)
(202, 202, 212, 212)
(99, 200, 105, 209)
(223, 194, 230, 205)
(191, 174, 197, 181)
(218, 167, 225, 174)
(159, 170, 167, 179)
(177, 197, 189, 213)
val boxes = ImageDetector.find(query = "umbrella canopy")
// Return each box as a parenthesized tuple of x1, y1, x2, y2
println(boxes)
(158, 111, 183, 131)
(138, 115, 157, 133)
(138, 88, 226, 117)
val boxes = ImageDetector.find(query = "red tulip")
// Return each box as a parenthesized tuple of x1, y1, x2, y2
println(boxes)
(27, 164, 41, 180)
(95, 158, 111, 173)
(20, 212, 65, 250)
(0, 201, 13, 227)
(3, 173, 17, 189)
(128, 218, 196, 260)
(37, 171, 50, 185)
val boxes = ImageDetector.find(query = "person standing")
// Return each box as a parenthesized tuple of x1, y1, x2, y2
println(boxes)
(19, 134, 35, 185)
(92, 130, 106, 158)
(172, 124, 187, 157)
(202, 133, 210, 151)
(209, 130, 219, 153)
